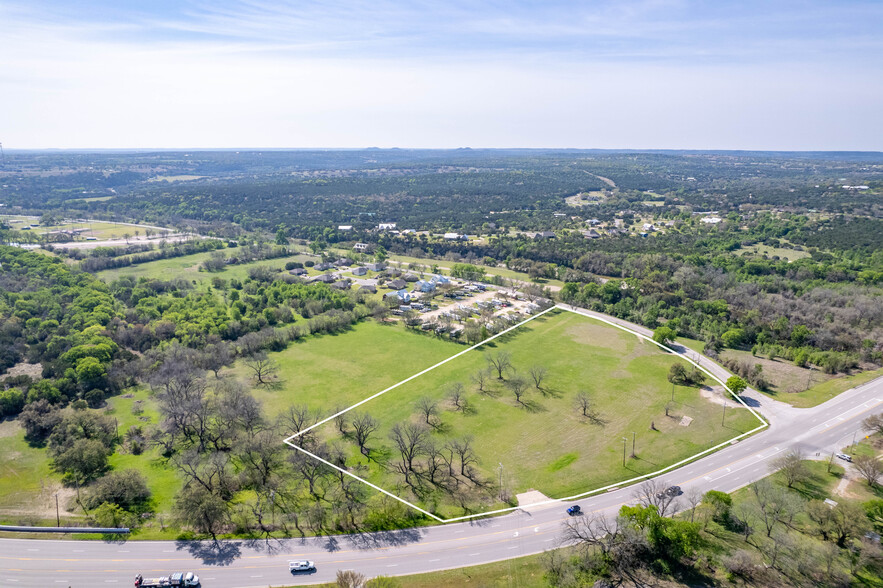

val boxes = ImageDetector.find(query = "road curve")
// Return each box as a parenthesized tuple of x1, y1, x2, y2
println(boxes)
(2, 319, 881, 587)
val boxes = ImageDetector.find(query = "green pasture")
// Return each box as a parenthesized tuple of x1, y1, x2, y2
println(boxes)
(314, 309, 762, 517)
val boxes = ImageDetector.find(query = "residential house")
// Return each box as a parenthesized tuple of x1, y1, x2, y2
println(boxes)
(353, 243, 370, 252)
(359, 284, 377, 294)
(331, 280, 351, 290)
(534, 231, 556, 239)
(700, 216, 723, 224)
(351, 266, 367, 276)
(288, 268, 307, 276)
(582, 229, 600, 239)
(443, 232, 465, 240)
(314, 262, 334, 271)
(387, 278, 407, 290)
(311, 273, 335, 283)
(366, 262, 385, 272)
(384, 289, 411, 303)
(338, 225, 353, 231)
(334, 257, 354, 267)
(378, 222, 397, 230)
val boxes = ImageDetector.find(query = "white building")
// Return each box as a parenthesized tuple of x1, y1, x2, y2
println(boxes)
(353, 242, 369, 252)
(338, 225, 353, 231)
(378, 222, 397, 230)
(701, 216, 723, 224)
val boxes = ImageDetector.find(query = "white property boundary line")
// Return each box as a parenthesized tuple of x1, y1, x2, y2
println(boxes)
(282, 305, 768, 523)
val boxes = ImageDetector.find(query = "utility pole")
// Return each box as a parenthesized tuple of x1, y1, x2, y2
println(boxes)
(55, 493, 60, 527)
(631, 431, 636, 458)
(721, 400, 727, 426)
(671, 382, 675, 402)
(622, 437, 628, 467)
(498, 462, 504, 499)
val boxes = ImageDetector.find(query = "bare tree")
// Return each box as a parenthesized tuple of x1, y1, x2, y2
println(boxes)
(575, 391, 592, 417)
(529, 365, 548, 392)
(448, 437, 479, 479)
(665, 401, 676, 417)
(685, 487, 703, 523)
(389, 423, 429, 485)
(863, 413, 883, 436)
(243, 352, 279, 386)
(471, 368, 490, 394)
(486, 351, 512, 380)
(278, 404, 316, 443)
(770, 449, 809, 488)
(447, 383, 466, 411)
(507, 376, 529, 406)
(415, 397, 441, 428)
(750, 478, 802, 537)
(633, 478, 679, 517)
(854, 454, 882, 487)
(350, 412, 378, 456)
(561, 513, 649, 575)
(198, 341, 235, 378)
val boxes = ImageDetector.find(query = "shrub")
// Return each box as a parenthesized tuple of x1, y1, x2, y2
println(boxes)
(83, 469, 151, 511)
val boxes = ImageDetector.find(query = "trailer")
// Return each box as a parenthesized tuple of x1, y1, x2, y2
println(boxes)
(134, 571, 200, 587)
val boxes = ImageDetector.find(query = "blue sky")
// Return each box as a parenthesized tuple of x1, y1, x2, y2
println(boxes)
(1, 0, 881, 149)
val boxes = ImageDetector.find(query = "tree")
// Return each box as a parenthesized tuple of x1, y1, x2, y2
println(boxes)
(471, 368, 490, 393)
(652, 326, 676, 345)
(507, 376, 529, 406)
(864, 413, 883, 436)
(447, 382, 466, 411)
(198, 342, 234, 378)
(351, 413, 378, 456)
(0, 387, 26, 417)
(726, 375, 747, 395)
(750, 478, 802, 537)
(770, 449, 810, 488)
(82, 469, 151, 510)
(486, 351, 512, 380)
(528, 365, 548, 392)
(174, 484, 229, 540)
(243, 352, 279, 386)
(53, 438, 109, 482)
(389, 423, 428, 485)
(335, 570, 367, 588)
(415, 397, 440, 428)
(633, 478, 679, 517)
(90, 502, 137, 529)
(667, 363, 688, 385)
(854, 454, 882, 487)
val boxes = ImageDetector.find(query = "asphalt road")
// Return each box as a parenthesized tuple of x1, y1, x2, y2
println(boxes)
(2, 310, 882, 587)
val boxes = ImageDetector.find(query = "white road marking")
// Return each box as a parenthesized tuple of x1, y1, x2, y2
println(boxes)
(469, 552, 481, 556)
(508, 546, 520, 550)
(26, 548, 38, 552)
(428, 559, 440, 562)
(513, 531, 519, 537)
(387, 564, 398, 567)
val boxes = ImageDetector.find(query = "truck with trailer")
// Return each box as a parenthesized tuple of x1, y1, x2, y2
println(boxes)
(134, 572, 200, 587)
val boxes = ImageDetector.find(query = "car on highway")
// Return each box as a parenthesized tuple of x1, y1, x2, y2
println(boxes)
(836, 453, 852, 462)
(566, 505, 582, 516)
(656, 486, 682, 499)
(289, 560, 316, 573)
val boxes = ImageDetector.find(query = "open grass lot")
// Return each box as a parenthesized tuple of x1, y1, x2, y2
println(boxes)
(0, 420, 55, 518)
(736, 243, 811, 262)
(238, 321, 462, 419)
(312, 309, 761, 517)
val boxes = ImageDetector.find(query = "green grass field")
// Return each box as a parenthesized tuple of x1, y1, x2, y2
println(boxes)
(96, 247, 314, 285)
(237, 321, 462, 418)
(312, 309, 761, 517)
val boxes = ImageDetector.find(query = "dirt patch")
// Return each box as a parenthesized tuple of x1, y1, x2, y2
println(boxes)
(679, 416, 693, 427)
(516, 489, 557, 512)
(700, 385, 743, 408)
(0, 362, 43, 381)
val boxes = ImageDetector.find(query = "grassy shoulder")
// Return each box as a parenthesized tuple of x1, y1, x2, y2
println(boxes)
(302, 555, 550, 588)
